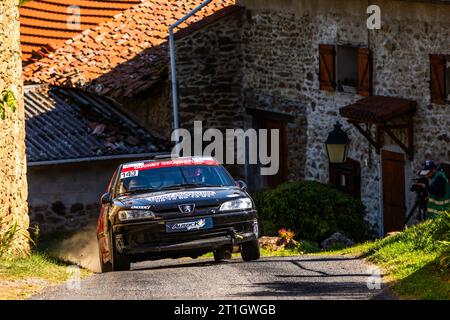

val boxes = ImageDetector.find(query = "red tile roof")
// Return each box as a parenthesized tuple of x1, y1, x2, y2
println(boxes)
(23, 0, 239, 99)
(20, 0, 143, 63)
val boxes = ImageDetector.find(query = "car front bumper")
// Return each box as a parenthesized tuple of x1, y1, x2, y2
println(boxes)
(112, 210, 258, 257)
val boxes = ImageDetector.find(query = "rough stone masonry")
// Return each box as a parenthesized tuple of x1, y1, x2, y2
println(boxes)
(0, 0, 29, 254)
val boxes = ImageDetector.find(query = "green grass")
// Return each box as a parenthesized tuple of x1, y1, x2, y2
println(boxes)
(322, 217, 450, 300)
(0, 250, 91, 299)
(0, 252, 84, 281)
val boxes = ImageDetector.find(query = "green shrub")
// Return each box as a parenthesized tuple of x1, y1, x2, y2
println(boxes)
(253, 181, 370, 243)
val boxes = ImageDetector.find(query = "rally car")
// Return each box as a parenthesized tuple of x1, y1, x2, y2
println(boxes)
(97, 156, 260, 272)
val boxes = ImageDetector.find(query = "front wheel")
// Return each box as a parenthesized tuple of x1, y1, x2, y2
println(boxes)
(98, 241, 112, 273)
(110, 231, 131, 271)
(240, 239, 260, 262)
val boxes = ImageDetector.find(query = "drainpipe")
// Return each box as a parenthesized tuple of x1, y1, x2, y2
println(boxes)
(169, 0, 213, 154)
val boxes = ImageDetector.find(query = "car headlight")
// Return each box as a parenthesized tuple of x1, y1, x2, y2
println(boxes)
(118, 210, 155, 221)
(219, 197, 253, 212)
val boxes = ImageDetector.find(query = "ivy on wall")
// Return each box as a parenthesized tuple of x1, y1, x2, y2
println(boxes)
(0, 90, 18, 120)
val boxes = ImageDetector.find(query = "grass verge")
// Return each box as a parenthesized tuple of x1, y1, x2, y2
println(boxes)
(0, 252, 91, 299)
(321, 217, 450, 300)
(1, 226, 96, 300)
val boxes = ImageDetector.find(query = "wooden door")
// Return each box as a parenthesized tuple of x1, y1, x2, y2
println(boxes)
(262, 119, 288, 187)
(382, 150, 406, 234)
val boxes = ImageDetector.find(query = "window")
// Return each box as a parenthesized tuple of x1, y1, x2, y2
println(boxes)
(430, 54, 449, 105)
(319, 44, 372, 96)
(329, 158, 361, 199)
(336, 45, 359, 93)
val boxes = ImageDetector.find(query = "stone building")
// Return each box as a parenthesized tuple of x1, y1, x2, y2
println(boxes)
(234, 0, 450, 235)
(21, 0, 450, 236)
(0, 0, 29, 252)
(175, 0, 450, 235)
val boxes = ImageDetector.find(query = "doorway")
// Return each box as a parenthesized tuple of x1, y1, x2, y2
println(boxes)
(262, 118, 288, 187)
(381, 150, 406, 234)
(245, 109, 290, 190)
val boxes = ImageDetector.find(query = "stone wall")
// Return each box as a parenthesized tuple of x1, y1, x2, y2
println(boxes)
(119, 80, 174, 141)
(241, 11, 312, 182)
(176, 11, 245, 132)
(28, 159, 123, 233)
(0, 0, 29, 252)
(174, 8, 309, 182)
(174, 9, 247, 179)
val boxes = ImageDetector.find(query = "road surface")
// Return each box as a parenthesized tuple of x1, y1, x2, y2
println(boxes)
(32, 255, 394, 300)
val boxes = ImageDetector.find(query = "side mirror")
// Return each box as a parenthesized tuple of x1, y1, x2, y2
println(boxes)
(236, 180, 247, 191)
(100, 192, 111, 205)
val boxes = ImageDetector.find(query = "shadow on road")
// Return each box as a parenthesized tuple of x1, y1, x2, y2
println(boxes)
(131, 256, 385, 300)
(227, 280, 373, 299)
(132, 255, 363, 271)
(132, 259, 217, 271)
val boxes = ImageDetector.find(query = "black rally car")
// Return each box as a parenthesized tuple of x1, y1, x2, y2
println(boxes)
(97, 156, 260, 272)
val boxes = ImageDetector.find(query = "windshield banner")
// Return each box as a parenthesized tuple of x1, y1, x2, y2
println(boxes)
(121, 157, 218, 175)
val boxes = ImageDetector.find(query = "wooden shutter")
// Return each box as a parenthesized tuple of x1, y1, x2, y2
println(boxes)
(319, 44, 336, 92)
(430, 54, 446, 105)
(358, 48, 372, 96)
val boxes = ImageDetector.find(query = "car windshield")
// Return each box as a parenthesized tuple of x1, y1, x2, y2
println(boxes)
(118, 165, 235, 194)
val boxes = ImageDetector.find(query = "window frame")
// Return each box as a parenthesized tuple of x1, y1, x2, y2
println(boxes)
(319, 43, 372, 97)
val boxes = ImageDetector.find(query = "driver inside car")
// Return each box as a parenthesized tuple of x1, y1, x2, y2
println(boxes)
(184, 167, 206, 184)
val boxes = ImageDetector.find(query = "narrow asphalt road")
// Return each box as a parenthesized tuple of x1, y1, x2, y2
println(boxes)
(33, 255, 393, 300)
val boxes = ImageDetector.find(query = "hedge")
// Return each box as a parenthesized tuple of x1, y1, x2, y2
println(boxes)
(252, 181, 370, 243)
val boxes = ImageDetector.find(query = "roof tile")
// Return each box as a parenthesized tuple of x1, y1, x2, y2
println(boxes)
(23, 0, 240, 99)
(20, 0, 143, 62)
(24, 85, 170, 163)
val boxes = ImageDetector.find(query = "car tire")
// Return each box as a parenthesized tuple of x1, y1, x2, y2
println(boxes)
(98, 241, 112, 273)
(213, 248, 232, 262)
(241, 239, 260, 262)
(110, 231, 131, 272)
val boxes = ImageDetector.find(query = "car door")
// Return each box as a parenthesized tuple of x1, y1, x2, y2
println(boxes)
(97, 166, 120, 261)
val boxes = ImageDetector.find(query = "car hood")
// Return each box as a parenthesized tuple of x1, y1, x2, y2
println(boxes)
(115, 187, 247, 211)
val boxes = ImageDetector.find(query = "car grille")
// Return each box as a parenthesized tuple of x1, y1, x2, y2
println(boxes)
(128, 223, 252, 246)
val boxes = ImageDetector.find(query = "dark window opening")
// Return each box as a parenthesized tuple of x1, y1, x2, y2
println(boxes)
(329, 158, 361, 199)
(336, 45, 359, 93)
(446, 63, 450, 100)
